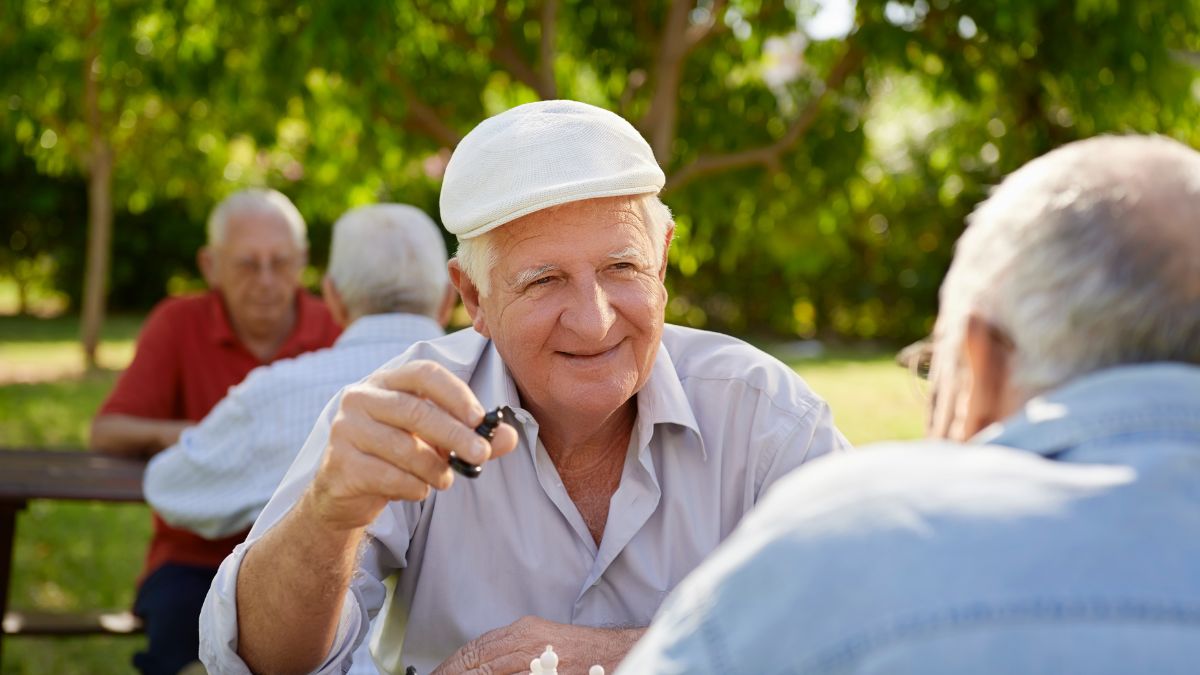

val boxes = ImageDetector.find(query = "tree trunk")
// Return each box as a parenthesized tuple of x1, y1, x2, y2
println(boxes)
(80, 1, 112, 371)
(81, 141, 113, 370)
(15, 271, 27, 316)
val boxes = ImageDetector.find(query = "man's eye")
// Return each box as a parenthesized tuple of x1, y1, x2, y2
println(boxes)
(611, 262, 635, 271)
(529, 276, 555, 287)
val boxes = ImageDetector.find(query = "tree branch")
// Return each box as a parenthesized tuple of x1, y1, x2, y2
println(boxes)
(663, 41, 865, 194)
(416, 0, 554, 99)
(642, 0, 693, 162)
(491, 0, 549, 96)
(382, 65, 462, 148)
(685, 0, 727, 48)
(538, 0, 558, 99)
(641, 0, 731, 162)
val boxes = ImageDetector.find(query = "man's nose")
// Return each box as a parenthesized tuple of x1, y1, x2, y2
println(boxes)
(560, 278, 617, 340)
(257, 260, 285, 283)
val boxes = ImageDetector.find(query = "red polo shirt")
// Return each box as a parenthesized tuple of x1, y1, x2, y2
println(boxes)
(99, 290, 340, 581)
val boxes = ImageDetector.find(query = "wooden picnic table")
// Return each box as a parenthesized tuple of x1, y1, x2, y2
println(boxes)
(0, 448, 147, 662)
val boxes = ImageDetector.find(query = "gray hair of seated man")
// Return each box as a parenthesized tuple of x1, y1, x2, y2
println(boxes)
(206, 188, 308, 249)
(327, 204, 449, 319)
(934, 134, 1200, 397)
(454, 193, 673, 297)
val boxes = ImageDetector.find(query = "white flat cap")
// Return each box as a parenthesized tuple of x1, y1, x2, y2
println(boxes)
(440, 100, 665, 239)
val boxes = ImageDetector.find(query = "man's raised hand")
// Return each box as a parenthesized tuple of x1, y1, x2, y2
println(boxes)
(306, 360, 519, 531)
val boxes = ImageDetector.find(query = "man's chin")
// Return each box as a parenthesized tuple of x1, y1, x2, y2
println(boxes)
(550, 380, 640, 418)
(235, 308, 291, 334)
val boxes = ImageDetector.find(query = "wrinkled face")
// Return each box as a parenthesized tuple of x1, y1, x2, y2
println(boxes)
(208, 211, 305, 336)
(472, 196, 669, 423)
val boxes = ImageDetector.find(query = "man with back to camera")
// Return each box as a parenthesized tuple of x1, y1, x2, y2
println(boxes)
(198, 100, 851, 674)
(143, 203, 455, 674)
(620, 135, 1200, 674)
(91, 188, 340, 675)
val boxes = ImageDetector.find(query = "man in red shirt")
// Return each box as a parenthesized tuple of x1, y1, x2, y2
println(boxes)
(92, 188, 341, 675)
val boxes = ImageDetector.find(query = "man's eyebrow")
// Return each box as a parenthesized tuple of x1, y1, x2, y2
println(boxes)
(511, 264, 559, 288)
(607, 246, 648, 262)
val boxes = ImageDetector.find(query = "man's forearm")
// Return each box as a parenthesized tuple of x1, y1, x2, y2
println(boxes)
(90, 414, 190, 457)
(235, 492, 365, 674)
(593, 627, 645, 669)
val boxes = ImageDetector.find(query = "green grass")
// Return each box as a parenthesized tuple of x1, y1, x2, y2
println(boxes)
(0, 314, 142, 378)
(0, 315, 926, 673)
(790, 352, 927, 445)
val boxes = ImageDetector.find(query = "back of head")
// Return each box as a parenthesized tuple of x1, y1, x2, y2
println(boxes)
(327, 204, 449, 319)
(207, 188, 308, 248)
(941, 135, 1200, 395)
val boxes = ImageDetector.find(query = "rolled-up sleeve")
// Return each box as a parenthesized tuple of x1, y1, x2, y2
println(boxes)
(144, 390, 261, 539)
(199, 537, 372, 675)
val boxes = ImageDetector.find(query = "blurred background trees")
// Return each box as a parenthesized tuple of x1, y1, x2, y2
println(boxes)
(3, 0, 1199, 363)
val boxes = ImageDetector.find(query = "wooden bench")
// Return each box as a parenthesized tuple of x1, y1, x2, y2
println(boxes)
(0, 448, 148, 658)
(3, 609, 143, 636)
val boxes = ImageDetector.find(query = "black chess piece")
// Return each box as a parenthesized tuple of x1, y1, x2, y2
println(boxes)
(447, 407, 504, 479)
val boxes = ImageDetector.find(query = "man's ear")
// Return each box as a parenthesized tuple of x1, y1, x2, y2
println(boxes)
(436, 283, 458, 328)
(448, 258, 490, 337)
(197, 247, 218, 288)
(960, 314, 1015, 438)
(321, 276, 350, 328)
(657, 223, 675, 282)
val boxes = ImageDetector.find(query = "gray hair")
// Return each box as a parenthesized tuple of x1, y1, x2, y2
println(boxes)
(455, 194, 673, 296)
(207, 188, 308, 249)
(327, 204, 449, 319)
(935, 135, 1200, 397)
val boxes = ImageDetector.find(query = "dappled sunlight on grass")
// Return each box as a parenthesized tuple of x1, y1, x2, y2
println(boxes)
(0, 314, 140, 384)
(786, 353, 927, 446)
(0, 374, 117, 446)
(0, 342, 134, 381)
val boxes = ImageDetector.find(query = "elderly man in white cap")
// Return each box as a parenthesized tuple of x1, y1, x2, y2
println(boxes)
(198, 100, 848, 674)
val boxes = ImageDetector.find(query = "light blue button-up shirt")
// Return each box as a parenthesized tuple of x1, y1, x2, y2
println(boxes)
(145, 313, 445, 540)
(621, 363, 1200, 674)
(146, 313, 444, 675)
(199, 324, 849, 674)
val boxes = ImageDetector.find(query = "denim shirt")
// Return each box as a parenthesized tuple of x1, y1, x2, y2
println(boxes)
(620, 364, 1200, 675)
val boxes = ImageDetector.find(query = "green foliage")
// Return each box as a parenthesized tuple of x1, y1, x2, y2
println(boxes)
(2, 0, 1199, 343)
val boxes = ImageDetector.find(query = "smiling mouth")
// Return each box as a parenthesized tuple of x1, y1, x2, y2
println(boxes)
(557, 342, 622, 360)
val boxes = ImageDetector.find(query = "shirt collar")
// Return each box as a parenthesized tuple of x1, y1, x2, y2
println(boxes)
(466, 335, 705, 457)
(633, 341, 705, 457)
(205, 290, 239, 346)
(206, 289, 330, 354)
(974, 363, 1200, 457)
(335, 313, 444, 348)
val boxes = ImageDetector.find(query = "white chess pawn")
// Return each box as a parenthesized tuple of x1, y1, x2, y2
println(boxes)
(539, 645, 559, 675)
(530, 657, 544, 675)
(589, 666, 606, 675)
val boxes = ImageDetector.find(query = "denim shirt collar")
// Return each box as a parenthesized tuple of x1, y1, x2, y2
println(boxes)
(974, 363, 1200, 458)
